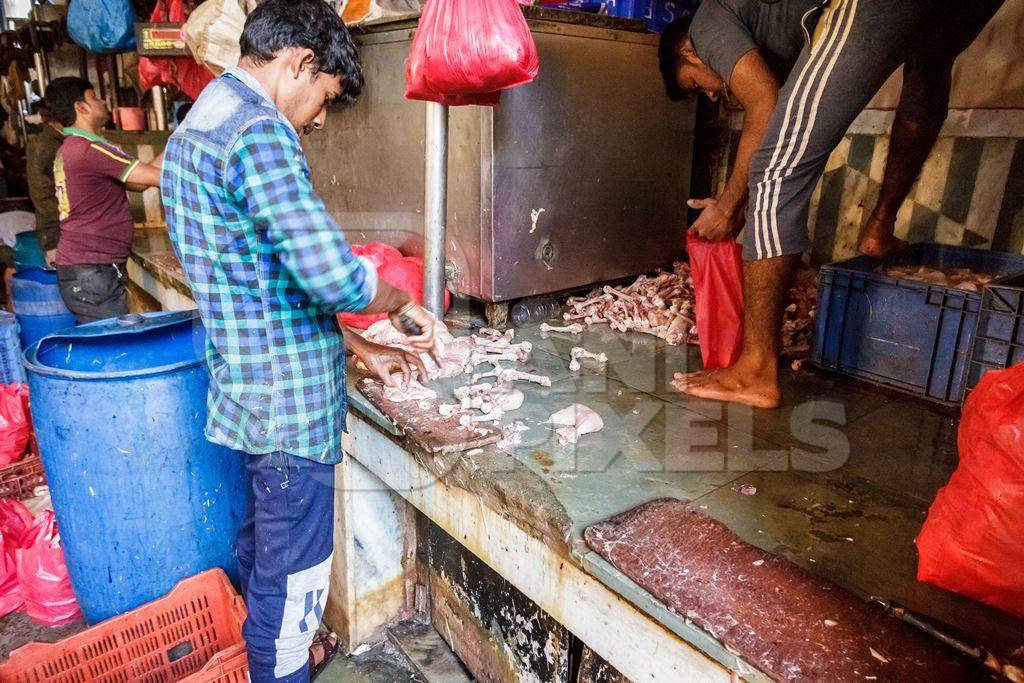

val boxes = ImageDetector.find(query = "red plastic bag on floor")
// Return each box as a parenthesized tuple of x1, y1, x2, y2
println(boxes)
(915, 361, 1024, 618)
(15, 511, 82, 627)
(405, 0, 539, 105)
(0, 498, 34, 547)
(0, 529, 20, 617)
(686, 235, 743, 370)
(138, 0, 214, 101)
(0, 384, 31, 466)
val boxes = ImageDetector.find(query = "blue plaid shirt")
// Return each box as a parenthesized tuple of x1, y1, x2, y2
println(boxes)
(161, 67, 377, 463)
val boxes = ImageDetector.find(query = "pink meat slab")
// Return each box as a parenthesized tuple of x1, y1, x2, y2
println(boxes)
(584, 498, 977, 681)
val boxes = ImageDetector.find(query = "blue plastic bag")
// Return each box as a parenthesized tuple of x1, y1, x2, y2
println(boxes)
(67, 0, 137, 53)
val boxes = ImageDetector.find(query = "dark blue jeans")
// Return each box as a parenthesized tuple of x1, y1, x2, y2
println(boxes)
(237, 452, 336, 682)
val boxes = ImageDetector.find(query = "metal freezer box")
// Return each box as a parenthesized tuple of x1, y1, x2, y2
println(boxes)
(303, 14, 696, 302)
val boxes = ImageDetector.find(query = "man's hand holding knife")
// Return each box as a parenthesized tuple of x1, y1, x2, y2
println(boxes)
(346, 276, 442, 387)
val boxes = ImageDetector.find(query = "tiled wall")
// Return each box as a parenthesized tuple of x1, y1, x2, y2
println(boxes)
(807, 127, 1024, 266)
(707, 109, 1024, 266)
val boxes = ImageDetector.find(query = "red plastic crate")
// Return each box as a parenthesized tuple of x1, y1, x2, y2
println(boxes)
(181, 644, 248, 683)
(0, 569, 248, 682)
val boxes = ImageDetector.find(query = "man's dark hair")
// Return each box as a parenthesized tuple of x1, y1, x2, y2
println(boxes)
(45, 77, 94, 127)
(659, 16, 694, 102)
(240, 0, 364, 105)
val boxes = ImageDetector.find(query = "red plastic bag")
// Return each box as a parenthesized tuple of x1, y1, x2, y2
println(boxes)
(406, 0, 539, 105)
(0, 498, 34, 547)
(338, 254, 452, 331)
(0, 530, 20, 617)
(338, 243, 404, 330)
(0, 384, 31, 466)
(15, 511, 82, 627)
(915, 361, 1024, 618)
(138, 0, 214, 101)
(686, 235, 743, 370)
(351, 242, 403, 270)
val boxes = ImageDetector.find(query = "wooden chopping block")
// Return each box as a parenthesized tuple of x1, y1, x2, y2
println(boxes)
(357, 377, 500, 455)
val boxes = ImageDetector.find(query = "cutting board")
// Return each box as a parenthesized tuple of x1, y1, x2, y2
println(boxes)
(356, 377, 500, 455)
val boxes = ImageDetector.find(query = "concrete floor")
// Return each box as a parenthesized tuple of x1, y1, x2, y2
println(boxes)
(350, 318, 1024, 666)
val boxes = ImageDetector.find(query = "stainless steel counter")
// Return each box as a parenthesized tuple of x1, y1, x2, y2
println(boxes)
(304, 12, 697, 303)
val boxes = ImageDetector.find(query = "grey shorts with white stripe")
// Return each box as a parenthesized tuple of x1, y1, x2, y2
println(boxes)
(743, 0, 1003, 261)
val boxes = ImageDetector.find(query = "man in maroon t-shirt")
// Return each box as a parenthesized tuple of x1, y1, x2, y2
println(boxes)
(46, 78, 163, 323)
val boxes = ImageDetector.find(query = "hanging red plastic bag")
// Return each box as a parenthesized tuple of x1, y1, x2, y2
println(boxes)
(915, 361, 1024, 618)
(15, 511, 82, 627)
(406, 0, 539, 105)
(0, 384, 31, 466)
(686, 235, 743, 370)
(138, 0, 215, 101)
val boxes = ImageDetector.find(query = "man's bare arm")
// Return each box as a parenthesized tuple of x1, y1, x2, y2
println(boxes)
(689, 50, 780, 241)
(125, 151, 165, 191)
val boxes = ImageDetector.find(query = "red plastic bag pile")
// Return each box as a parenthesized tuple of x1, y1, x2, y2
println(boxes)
(0, 501, 81, 626)
(138, 0, 214, 101)
(406, 0, 539, 106)
(0, 384, 32, 466)
(916, 361, 1024, 618)
(0, 499, 33, 616)
(686, 235, 744, 370)
(338, 243, 451, 330)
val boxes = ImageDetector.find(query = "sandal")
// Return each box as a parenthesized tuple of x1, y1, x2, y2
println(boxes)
(308, 631, 340, 680)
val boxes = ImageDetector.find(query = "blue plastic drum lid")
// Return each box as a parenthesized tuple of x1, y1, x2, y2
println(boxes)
(25, 311, 206, 378)
(25, 310, 247, 624)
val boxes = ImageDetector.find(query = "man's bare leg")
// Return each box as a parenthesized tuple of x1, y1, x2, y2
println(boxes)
(859, 114, 943, 258)
(673, 253, 800, 409)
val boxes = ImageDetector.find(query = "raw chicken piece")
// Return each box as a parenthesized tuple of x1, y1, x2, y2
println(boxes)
(496, 421, 527, 453)
(564, 264, 697, 346)
(382, 377, 437, 403)
(492, 387, 525, 412)
(437, 337, 474, 378)
(881, 264, 993, 291)
(569, 347, 608, 372)
(548, 404, 604, 445)
(360, 318, 465, 378)
(780, 265, 817, 362)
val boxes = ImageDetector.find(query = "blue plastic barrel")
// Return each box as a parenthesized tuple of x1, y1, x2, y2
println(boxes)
(24, 311, 247, 623)
(0, 312, 25, 384)
(10, 268, 77, 350)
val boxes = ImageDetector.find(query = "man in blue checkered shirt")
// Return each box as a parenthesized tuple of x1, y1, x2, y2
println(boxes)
(161, 1, 436, 679)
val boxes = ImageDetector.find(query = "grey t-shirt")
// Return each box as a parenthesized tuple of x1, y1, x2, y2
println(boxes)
(690, 0, 820, 86)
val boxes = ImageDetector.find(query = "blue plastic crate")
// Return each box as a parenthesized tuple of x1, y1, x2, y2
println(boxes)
(967, 272, 1024, 393)
(811, 244, 1024, 405)
(605, 0, 697, 31)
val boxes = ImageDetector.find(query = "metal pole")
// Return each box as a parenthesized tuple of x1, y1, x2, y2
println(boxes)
(152, 86, 167, 131)
(423, 101, 449, 319)
(107, 55, 120, 112)
(33, 53, 48, 97)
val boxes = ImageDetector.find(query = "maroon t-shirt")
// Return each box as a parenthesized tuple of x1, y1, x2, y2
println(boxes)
(54, 130, 139, 266)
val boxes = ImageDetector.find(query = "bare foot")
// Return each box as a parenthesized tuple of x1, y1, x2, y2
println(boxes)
(859, 216, 907, 258)
(672, 361, 781, 409)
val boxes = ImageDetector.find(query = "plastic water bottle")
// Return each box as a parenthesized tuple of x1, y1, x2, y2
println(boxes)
(510, 296, 563, 327)
(0, 312, 26, 384)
